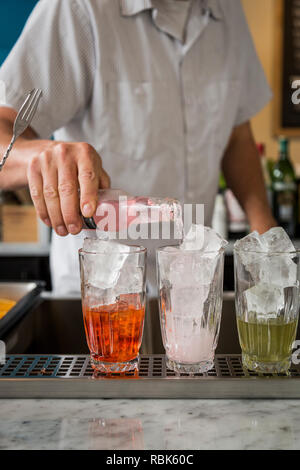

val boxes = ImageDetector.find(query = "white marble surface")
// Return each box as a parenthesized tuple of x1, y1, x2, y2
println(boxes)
(0, 399, 300, 450)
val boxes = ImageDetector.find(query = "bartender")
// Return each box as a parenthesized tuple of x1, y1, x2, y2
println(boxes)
(0, 0, 275, 294)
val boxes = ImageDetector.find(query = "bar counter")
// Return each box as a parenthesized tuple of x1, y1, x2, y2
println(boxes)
(0, 398, 299, 450)
(1, 293, 300, 449)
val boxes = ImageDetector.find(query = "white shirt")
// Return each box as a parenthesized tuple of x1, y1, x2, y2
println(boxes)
(0, 0, 271, 294)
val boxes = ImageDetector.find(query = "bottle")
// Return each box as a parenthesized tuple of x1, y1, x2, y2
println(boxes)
(82, 189, 183, 240)
(219, 172, 227, 193)
(272, 137, 297, 238)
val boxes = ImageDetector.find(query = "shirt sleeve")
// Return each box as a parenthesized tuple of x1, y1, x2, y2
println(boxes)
(0, 0, 95, 139)
(233, 1, 272, 127)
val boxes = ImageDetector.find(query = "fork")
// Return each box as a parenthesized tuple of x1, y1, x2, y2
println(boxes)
(0, 88, 43, 171)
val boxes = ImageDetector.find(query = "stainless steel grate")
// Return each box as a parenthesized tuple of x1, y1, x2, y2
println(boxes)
(2, 354, 300, 399)
(1, 354, 300, 379)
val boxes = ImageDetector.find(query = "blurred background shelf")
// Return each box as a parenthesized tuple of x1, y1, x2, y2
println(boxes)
(0, 252, 51, 290)
(0, 243, 50, 256)
(0, 238, 51, 291)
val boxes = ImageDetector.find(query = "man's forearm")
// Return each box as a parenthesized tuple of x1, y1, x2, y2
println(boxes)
(0, 106, 110, 235)
(222, 121, 276, 234)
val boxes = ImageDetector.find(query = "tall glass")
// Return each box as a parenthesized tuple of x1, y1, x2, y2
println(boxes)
(234, 248, 300, 373)
(156, 247, 225, 374)
(79, 245, 146, 373)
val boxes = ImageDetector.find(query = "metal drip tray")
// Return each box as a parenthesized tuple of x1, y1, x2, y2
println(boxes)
(1, 354, 300, 398)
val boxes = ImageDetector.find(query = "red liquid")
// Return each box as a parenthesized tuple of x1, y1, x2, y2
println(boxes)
(83, 293, 145, 364)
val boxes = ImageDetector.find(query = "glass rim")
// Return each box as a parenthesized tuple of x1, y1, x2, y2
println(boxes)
(79, 245, 147, 255)
(156, 245, 226, 255)
(233, 247, 300, 255)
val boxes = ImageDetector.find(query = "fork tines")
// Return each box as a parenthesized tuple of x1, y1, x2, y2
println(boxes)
(21, 88, 43, 122)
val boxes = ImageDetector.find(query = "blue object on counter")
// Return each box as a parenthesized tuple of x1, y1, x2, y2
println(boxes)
(0, 0, 38, 65)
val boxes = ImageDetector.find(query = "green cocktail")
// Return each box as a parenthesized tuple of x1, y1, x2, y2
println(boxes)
(237, 316, 298, 373)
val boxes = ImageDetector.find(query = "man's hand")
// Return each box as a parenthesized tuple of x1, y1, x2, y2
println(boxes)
(222, 121, 277, 235)
(27, 141, 110, 236)
(0, 107, 110, 236)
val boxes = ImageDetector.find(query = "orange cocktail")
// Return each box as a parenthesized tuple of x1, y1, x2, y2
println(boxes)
(79, 244, 146, 373)
(83, 293, 145, 365)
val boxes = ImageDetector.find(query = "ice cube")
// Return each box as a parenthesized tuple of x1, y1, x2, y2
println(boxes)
(157, 246, 180, 281)
(170, 285, 210, 318)
(258, 255, 297, 287)
(82, 238, 121, 253)
(235, 227, 296, 255)
(180, 225, 226, 285)
(169, 252, 217, 288)
(234, 231, 265, 271)
(117, 253, 144, 295)
(260, 227, 295, 253)
(82, 238, 131, 290)
(202, 226, 228, 253)
(165, 225, 226, 320)
(180, 224, 205, 251)
(169, 247, 217, 287)
(234, 231, 264, 254)
(243, 284, 299, 323)
(166, 253, 218, 334)
(180, 224, 227, 253)
(235, 228, 298, 287)
(243, 283, 285, 319)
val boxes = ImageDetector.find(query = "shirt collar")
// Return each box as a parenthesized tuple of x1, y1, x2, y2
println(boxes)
(120, 0, 223, 21)
(202, 0, 223, 21)
(120, 0, 153, 16)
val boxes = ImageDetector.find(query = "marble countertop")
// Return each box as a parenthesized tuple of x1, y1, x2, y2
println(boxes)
(0, 398, 300, 450)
